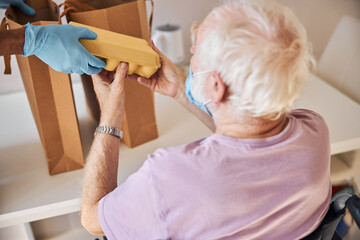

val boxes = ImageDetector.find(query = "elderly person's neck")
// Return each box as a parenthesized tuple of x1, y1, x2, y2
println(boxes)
(214, 110, 288, 139)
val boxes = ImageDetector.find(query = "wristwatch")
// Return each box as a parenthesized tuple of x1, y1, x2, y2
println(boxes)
(94, 126, 123, 139)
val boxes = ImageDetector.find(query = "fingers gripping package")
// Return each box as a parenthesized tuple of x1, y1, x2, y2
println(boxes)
(69, 22, 161, 78)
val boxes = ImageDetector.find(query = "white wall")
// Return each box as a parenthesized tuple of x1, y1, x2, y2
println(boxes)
(151, 0, 220, 64)
(276, 0, 360, 60)
(151, 0, 360, 64)
(2, 0, 360, 94)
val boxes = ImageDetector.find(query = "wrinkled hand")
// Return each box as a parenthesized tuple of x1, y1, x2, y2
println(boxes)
(23, 23, 106, 75)
(131, 41, 186, 98)
(0, 0, 35, 16)
(92, 62, 128, 128)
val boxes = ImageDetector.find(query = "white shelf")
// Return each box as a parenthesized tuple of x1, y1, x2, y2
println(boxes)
(331, 155, 354, 184)
(295, 73, 360, 155)
(42, 227, 95, 240)
(0, 82, 89, 228)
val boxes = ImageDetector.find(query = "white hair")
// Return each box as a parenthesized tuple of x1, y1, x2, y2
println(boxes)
(197, 0, 315, 119)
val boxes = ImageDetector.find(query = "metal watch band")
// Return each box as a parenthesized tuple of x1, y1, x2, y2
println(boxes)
(94, 126, 123, 139)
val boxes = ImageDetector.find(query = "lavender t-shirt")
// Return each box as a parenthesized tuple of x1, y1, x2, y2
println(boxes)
(98, 109, 331, 240)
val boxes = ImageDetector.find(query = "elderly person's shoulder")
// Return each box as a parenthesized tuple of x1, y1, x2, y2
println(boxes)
(290, 108, 325, 121)
(146, 137, 209, 164)
(146, 108, 328, 165)
(289, 108, 329, 133)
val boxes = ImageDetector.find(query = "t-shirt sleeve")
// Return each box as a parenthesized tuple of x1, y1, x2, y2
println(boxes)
(98, 159, 167, 240)
(290, 109, 329, 136)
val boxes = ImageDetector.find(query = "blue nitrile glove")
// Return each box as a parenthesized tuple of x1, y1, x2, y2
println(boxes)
(0, 0, 35, 16)
(23, 23, 106, 75)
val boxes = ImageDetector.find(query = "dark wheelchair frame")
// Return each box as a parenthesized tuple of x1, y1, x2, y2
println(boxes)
(301, 194, 360, 240)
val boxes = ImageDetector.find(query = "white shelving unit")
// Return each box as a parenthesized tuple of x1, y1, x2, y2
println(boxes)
(1, 73, 360, 237)
(295, 74, 360, 184)
(43, 227, 94, 240)
(295, 74, 360, 155)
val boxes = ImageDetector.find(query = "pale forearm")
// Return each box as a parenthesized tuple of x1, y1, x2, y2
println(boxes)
(82, 72, 125, 207)
(82, 134, 120, 205)
(81, 124, 121, 234)
(81, 63, 127, 235)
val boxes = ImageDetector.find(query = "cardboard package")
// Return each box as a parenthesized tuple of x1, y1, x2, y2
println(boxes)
(69, 22, 161, 77)
(62, 0, 159, 148)
(4, 0, 84, 175)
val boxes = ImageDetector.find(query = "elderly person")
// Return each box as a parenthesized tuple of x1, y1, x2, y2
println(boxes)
(81, 0, 331, 239)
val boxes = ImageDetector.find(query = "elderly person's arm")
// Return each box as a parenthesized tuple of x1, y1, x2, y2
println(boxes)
(133, 41, 216, 132)
(80, 63, 128, 235)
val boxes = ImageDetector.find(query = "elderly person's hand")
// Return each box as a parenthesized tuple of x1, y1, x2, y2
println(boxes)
(92, 62, 128, 129)
(133, 41, 187, 99)
(133, 41, 215, 132)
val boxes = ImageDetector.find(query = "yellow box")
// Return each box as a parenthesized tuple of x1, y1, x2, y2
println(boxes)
(69, 22, 161, 78)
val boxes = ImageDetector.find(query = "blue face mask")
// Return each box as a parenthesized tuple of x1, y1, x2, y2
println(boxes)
(185, 67, 213, 116)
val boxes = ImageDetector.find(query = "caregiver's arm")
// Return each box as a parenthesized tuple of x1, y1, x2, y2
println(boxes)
(0, 23, 105, 75)
(81, 63, 127, 235)
(134, 41, 215, 132)
(0, 28, 25, 56)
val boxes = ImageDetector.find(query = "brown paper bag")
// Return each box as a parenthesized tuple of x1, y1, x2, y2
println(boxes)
(61, 0, 158, 148)
(4, 0, 84, 175)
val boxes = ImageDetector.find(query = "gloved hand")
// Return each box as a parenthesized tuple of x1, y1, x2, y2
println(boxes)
(23, 23, 106, 75)
(0, 0, 35, 16)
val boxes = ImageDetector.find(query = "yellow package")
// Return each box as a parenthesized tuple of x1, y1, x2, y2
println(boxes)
(69, 22, 161, 78)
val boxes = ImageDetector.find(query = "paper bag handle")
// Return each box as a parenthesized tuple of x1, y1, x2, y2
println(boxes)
(1, 17, 12, 75)
(147, 0, 154, 37)
(59, 0, 155, 37)
(59, 0, 96, 23)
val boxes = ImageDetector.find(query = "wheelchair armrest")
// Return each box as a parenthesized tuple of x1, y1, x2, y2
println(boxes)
(346, 195, 360, 228)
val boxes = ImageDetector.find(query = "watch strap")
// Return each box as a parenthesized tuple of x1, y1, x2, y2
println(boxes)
(94, 126, 123, 139)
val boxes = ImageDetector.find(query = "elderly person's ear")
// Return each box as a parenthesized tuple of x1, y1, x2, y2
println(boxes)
(208, 72, 226, 103)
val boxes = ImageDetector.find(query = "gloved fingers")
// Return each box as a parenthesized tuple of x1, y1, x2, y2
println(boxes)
(82, 65, 103, 75)
(86, 53, 106, 69)
(15, 1, 36, 16)
(0, 3, 8, 9)
(76, 43, 105, 74)
(70, 67, 84, 75)
(76, 27, 98, 40)
(55, 65, 83, 75)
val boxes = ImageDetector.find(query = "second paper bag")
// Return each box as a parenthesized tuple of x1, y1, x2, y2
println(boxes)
(62, 0, 158, 148)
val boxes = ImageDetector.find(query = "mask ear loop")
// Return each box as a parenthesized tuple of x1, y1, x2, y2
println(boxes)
(203, 99, 213, 117)
(192, 69, 213, 106)
(193, 70, 213, 104)
(193, 69, 213, 76)
(203, 99, 212, 105)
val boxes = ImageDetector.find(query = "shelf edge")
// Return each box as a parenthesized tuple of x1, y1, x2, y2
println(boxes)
(0, 198, 81, 229)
